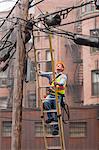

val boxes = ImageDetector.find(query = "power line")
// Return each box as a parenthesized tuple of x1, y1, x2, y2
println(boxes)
(29, 0, 44, 9)
(59, 13, 99, 27)
(32, 12, 99, 38)
(0, 0, 20, 28)
(34, 0, 94, 22)
(0, 0, 98, 73)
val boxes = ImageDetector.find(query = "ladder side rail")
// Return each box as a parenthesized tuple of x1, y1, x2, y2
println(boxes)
(41, 99, 48, 150)
(34, 35, 48, 149)
(34, 31, 66, 149)
(34, 32, 51, 149)
(48, 34, 66, 150)
(34, 44, 41, 107)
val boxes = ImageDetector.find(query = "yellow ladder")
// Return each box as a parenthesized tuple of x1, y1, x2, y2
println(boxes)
(34, 32, 66, 150)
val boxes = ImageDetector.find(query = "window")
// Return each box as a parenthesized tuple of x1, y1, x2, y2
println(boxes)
(8, 62, 14, 78)
(2, 121, 12, 137)
(46, 50, 52, 72)
(75, 8, 82, 32)
(91, 70, 99, 96)
(90, 2, 95, 11)
(86, 0, 92, 12)
(25, 59, 36, 82)
(0, 66, 8, 78)
(0, 96, 8, 109)
(37, 31, 40, 42)
(7, 78, 14, 87)
(69, 122, 87, 137)
(0, 78, 7, 87)
(30, 61, 36, 81)
(28, 91, 36, 108)
(34, 121, 51, 137)
(80, 0, 95, 15)
(37, 51, 41, 70)
(86, 0, 95, 12)
(90, 29, 99, 53)
(34, 122, 43, 137)
(81, 5, 86, 14)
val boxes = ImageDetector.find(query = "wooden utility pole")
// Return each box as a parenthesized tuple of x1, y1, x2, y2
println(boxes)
(11, 0, 29, 150)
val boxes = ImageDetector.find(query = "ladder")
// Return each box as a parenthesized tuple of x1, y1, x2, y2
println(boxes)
(34, 32, 66, 150)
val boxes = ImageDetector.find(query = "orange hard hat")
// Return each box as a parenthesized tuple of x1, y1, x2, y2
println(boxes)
(56, 61, 65, 68)
(56, 61, 65, 71)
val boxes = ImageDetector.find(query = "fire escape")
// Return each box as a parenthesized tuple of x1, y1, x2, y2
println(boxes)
(68, 8, 83, 104)
(67, 37, 83, 104)
(73, 55, 83, 103)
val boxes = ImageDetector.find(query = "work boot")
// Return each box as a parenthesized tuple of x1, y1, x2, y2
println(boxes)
(52, 129, 59, 135)
(45, 118, 54, 124)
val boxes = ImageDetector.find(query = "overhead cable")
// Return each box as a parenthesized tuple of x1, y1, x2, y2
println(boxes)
(0, 48, 16, 72)
(34, 1, 94, 22)
(29, 0, 44, 8)
(0, 0, 20, 28)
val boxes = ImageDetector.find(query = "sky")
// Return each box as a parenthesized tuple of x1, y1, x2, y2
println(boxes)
(0, 0, 35, 14)
(0, 0, 16, 12)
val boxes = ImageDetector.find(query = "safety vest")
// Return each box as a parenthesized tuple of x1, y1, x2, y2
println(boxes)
(49, 74, 66, 95)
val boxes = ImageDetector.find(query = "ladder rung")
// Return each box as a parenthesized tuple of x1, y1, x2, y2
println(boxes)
(42, 98, 55, 103)
(39, 71, 53, 75)
(43, 109, 57, 113)
(46, 134, 60, 138)
(37, 60, 51, 63)
(35, 35, 49, 38)
(47, 122, 58, 125)
(35, 48, 50, 50)
(42, 98, 55, 102)
(47, 146, 61, 149)
(39, 86, 51, 88)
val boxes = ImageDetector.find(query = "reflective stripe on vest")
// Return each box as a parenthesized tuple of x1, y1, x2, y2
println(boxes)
(50, 74, 66, 95)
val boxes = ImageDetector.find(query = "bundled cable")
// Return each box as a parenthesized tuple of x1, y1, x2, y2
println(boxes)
(0, 42, 16, 72)
(0, 50, 15, 72)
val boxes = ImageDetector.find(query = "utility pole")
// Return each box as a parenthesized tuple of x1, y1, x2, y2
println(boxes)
(11, 0, 29, 150)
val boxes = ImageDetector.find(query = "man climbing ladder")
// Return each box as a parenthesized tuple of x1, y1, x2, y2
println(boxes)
(43, 62, 67, 135)
(34, 32, 67, 149)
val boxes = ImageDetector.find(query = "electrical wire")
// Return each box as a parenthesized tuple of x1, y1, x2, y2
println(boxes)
(0, 40, 13, 49)
(0, 42, 13, 52)
(29, 0, 44, 9)
(0, 21, 18, 57)
(0, 2, 97, 38)
(0, 0, 20, 28)
(29, 0, 98, 42)
(0, 0, 97, 72)
(0, 32, 15, 52)
(1, 27, 14, 41)
(0, 0, 96, 30)
(2, 11, 98, 37)
(59, 13, 99, 27)
(34, 0, 94, 22)
(0, 49, 16, 72)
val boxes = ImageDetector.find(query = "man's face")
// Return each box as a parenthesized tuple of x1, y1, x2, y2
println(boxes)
(56, 63, 64, 72)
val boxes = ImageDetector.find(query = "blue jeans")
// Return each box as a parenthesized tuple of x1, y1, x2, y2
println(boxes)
(43, 94, 62, 130)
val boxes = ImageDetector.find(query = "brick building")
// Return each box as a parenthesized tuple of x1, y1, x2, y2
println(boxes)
(0, 0, 99, 150)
